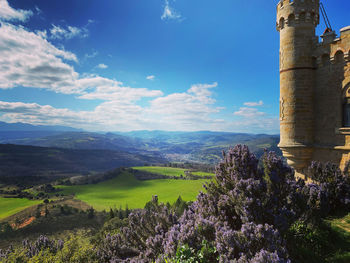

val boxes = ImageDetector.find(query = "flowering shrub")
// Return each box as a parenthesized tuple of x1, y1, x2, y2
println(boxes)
(309, 161, 350, 213)
(97, 200, 179, 262)
(22, 235, 64, 258)
(1, 145, 349, 263)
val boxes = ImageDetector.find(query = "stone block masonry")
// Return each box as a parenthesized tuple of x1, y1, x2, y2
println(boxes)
(276, 0, 350, 178)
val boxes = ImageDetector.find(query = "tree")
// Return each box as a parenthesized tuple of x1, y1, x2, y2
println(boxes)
(87, 207, 95, 219)
(109, 208, 115, 219)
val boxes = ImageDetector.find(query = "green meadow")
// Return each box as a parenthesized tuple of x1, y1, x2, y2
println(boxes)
(132, 166, 215, 177)
(192, 171, 215, 177)
(132, 166, 187, 177)
(59, 172, 208, 210)
(0, 198, 40, 220)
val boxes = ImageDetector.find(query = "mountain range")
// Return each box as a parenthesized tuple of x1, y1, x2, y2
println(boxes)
(0, 122, 281, 164)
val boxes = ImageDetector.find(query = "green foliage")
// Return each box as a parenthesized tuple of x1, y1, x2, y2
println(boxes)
(0, 231, 98, 263)
(287, 216, 350, 263)
(171, 240, 218, 263)
(108, 208, 114, 219)
(87, 207, 95, 219)
(0, 222, 13, 234)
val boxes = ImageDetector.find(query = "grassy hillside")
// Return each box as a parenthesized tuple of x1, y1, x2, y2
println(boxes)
(192, 171, 215, 177)
(0, 198, 40, 220)
(132, 166, 187, 177)
(58, 172, 207, 210)
(132, 166, 215, 177)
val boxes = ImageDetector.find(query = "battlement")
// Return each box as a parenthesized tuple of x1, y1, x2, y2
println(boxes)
(277, 0, 319, 9)
(314, 25, 350, 66)
(277, 0, 319, 31)
(341, 26, 350, 37)
(277, 0, 350, 178)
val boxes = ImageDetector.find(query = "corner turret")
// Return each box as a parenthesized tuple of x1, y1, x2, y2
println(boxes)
(277, 0, 320, 178)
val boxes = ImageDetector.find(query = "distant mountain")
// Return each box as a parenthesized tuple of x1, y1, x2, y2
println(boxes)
(7, 130, 281, 164)
(0, 144, 166, 178)
(0, 121, 82, 132)
(0, 122, 83, 142)
(5, 132, 149, 153)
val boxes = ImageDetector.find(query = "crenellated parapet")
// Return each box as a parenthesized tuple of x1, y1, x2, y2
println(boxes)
(276, 0, 350, 178)
(277, 0, 319, 31)
(314, 26, 350, 67)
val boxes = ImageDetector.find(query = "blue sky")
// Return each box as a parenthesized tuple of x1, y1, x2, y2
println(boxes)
(0, 0, 349, 133)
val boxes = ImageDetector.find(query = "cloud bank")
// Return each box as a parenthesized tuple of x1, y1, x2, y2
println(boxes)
(0, 0, 33, 22)
(0, 0, 278, 134)
(161, 0, 182, 21)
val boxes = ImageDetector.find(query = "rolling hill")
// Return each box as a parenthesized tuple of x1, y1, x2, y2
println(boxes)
(4, 130, 281, 164)
(0, 122, 281, 164)
(0, 144, 166, 179)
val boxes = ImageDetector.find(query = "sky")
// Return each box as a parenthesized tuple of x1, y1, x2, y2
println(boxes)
(0, 0, 349, 134)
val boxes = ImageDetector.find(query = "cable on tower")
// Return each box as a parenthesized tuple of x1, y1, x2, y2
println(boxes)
(320, 2, 332, 31)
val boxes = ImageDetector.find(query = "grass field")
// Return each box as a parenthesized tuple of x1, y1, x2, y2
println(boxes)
(132, 166, 215, 177)
(58, 172, 208, 210)
(132, 166, 187, 177)
(0, 198, 41, 220)
(192, 171, 215, 177)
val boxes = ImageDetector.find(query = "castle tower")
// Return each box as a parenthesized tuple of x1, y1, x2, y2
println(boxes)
(276, 0, 320, 177)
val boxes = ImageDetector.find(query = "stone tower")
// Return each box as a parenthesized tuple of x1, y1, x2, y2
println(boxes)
(277, 0, 350, 178)
(277, 0, 320, 177)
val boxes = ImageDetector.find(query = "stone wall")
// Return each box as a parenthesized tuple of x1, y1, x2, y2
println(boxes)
(277, 0, 350, 178)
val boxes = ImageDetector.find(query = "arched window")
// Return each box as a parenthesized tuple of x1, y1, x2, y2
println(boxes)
(288, 14, 295, 26)
(279, 17, 285, 30)
(335, 50, 345, 63)
(343, 86, 350, 127)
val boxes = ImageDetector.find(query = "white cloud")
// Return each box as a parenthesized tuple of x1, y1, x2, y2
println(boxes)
(161, 0, 182, 21)
(35, 6, 42, 15)
(77, 76, 163, 101)
(0, 83, 221, 132)
(244, 100, 263, 107)
(0, 0, 33, 22)
(222, 117, 279, 134)
(35, 29, 48, 39)
(229, 102, 279, 133)
(0, 100, 151, 131)
(146, 75, 155, 81)
(0, 23, 80, 94)
(145, 82, 222, 130)
(0, 101, 98, 129)
(85, 51, 98, 59)
(0, 83, 279, 133)
(234, 107, 265, 118)
(50, 24, 89, 40)
(0, 3, 279, 134)
(97, 63, 108, 69)
(0, 23, 164, 101)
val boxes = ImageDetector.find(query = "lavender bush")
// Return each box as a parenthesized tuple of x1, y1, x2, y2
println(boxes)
(1, 145, 349, 263)
(309, 161, 350, 213)
(22, 235, 64, 258)
(95, 145, 294, 262)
